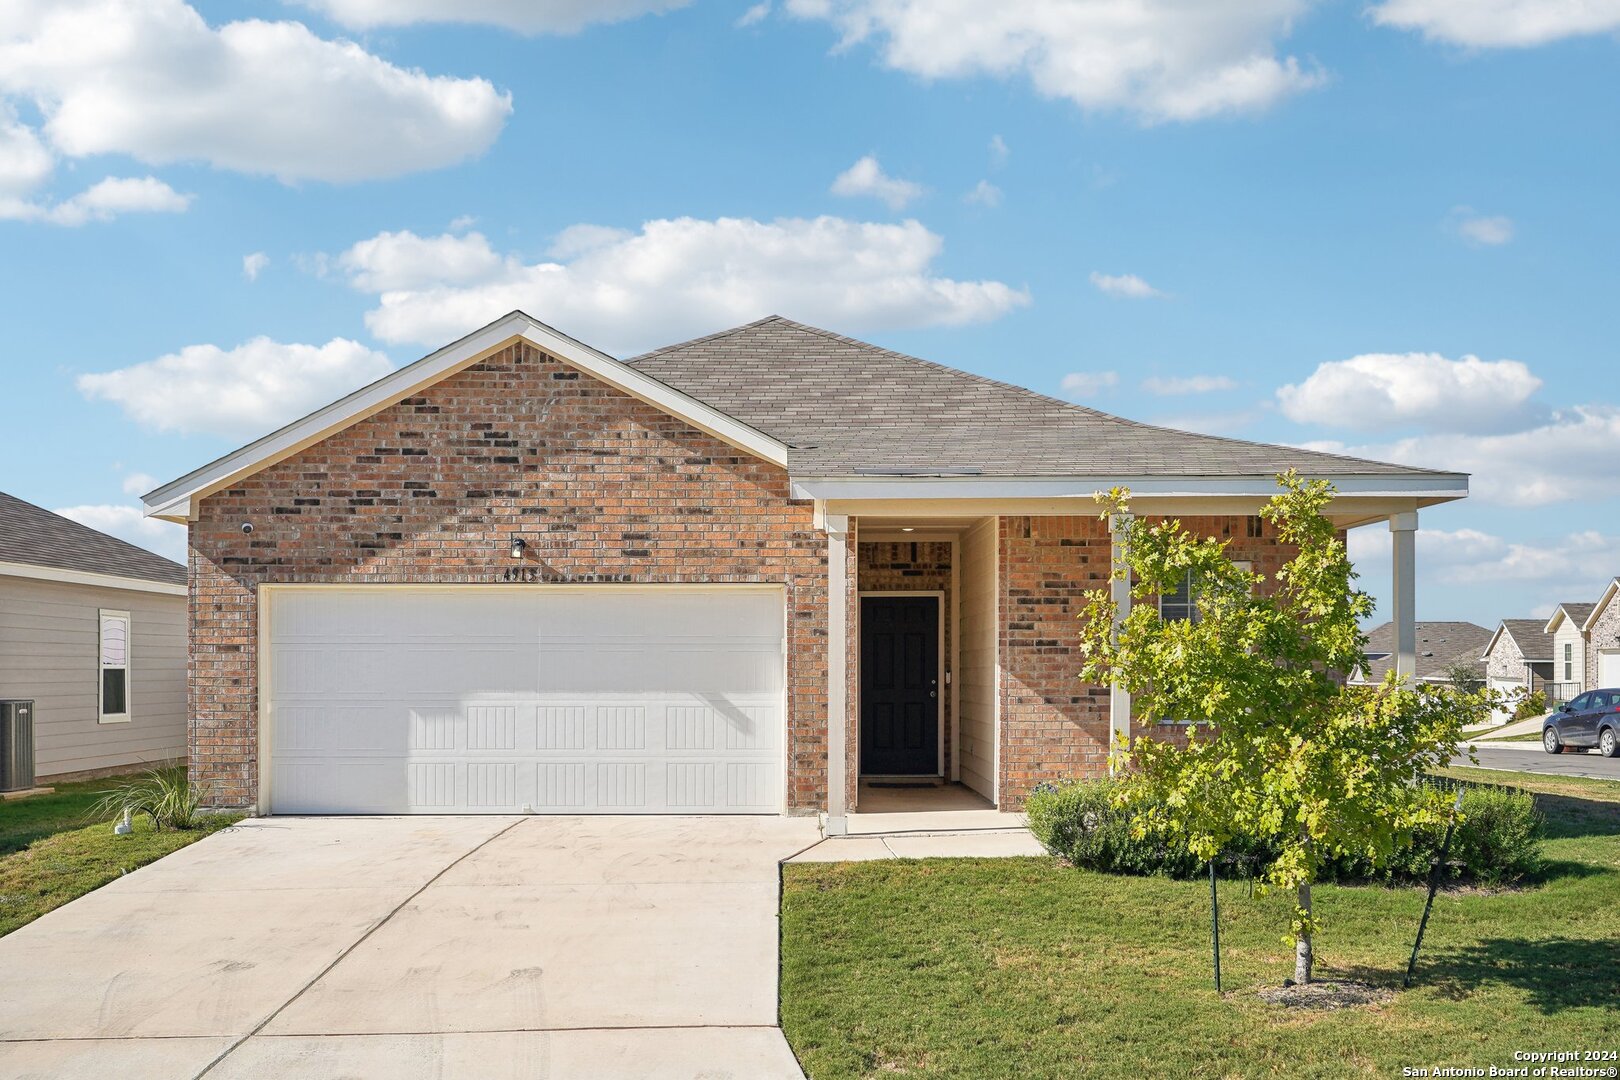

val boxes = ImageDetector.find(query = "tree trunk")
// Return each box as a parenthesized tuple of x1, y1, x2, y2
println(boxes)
(1294, 881, 1314, 984)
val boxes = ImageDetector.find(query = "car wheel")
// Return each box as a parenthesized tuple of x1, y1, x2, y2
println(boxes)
(1543, 727, 1564, 755)
(1602, 727, 1620, 759)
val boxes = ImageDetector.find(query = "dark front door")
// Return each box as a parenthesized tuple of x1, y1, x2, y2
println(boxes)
(861, 595, 940, 776)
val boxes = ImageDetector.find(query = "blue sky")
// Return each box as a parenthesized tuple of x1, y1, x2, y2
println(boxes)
(2, 0, 1617, 628)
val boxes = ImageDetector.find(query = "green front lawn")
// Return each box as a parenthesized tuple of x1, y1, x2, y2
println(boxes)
(0, 777, 239, 937)
(781, 767, 1620, 1078)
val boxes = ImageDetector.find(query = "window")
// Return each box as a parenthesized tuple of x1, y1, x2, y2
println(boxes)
(1565, 642, 1573, 682)
(99, 610, 130, 723)
(1159, 571, 1199, 623)
(1246, 515, 1264, 538)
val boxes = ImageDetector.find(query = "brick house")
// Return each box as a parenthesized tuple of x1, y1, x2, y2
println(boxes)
(144, 312, 1467, 829)
(1481, 619, 1556, 722)
(1579, 578, 1620, 691)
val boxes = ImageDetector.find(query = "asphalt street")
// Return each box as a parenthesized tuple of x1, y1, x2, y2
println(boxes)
(1455, 742, 1620, 781)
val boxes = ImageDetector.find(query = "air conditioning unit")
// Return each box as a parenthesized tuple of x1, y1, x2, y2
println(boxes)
(0, 700, 35, 793)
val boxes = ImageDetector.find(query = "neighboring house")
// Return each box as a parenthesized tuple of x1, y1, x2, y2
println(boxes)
(1351, 620, 1492, 688)
(0, 492, 187, 783)
(1581, 577, 1620, 691)
(1481, 619, 1556, 723)
(1544, 601, 1596, 702)
(142, 312, 1467, 827)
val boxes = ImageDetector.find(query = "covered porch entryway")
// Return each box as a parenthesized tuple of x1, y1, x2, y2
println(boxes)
(818, 488, 1450, 837)
(850, 518, 1002, 822)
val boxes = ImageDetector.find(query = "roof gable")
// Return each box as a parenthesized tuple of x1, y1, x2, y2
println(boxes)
(1545, 602, 1597, 634)
(1488, 618, 1555, 662)
(0, 491, 185, 588)
(143, 312, 788, 522)
(1581, 578, 1620, 632)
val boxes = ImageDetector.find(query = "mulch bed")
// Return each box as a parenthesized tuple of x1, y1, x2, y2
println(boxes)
(1257, 980, 1396, 1009)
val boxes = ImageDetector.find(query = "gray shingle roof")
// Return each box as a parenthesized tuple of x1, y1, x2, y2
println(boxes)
(625, 316, 1457, 480)
(1355, 620, 1493, 684)
(0, 491, 185, 586)
(1498, 619, 1554, 662)
(1554, 602, 1597, 626)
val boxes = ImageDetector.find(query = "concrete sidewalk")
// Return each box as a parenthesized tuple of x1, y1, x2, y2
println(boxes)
(791, 828, 1046, 862)
(0, 815, 819, 1080)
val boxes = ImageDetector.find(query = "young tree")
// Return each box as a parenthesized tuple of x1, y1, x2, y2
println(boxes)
(1077, 471, 1489, 984)
(1442, 658, 1485, 694)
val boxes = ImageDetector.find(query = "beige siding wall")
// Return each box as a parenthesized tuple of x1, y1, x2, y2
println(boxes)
(0, 576, 186, 779)
(1553, 620, 1585, 693)
(957, 517, 998, 802)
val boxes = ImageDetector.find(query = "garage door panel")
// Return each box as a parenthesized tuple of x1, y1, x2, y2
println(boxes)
(267, 589, 784, 815)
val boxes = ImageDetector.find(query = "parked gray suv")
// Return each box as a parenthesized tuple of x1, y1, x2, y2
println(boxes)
(1543, 688, 1620, 757)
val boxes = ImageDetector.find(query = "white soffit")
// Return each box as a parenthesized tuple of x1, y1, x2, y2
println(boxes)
(142, 311, 791, 522)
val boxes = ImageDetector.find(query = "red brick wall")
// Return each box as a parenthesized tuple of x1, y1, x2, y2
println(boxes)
(188, 341, 831, 810)
(857, 540, 953, 777)
(996, 513, 1302, 809)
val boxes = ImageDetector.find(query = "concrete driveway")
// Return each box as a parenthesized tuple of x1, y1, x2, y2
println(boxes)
(0, 814, 820, 1079)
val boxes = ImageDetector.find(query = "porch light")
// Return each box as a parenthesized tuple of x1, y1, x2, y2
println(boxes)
(509, 537, 527, 559)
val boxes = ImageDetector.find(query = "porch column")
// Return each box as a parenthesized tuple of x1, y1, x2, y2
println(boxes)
(825, 513, 850, 836)
(1108, 512, 1133, 770)
(1389, 511, 1419, 681)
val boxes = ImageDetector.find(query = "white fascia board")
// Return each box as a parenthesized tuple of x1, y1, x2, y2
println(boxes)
(1581, 578, 1620, 633)
(1544, 609, 1568, 634)
(789, 472, 1470, 502)
(142, 311, 788, 522)
(1481, 623, 1508, 660)
(0, 560, 187, 596)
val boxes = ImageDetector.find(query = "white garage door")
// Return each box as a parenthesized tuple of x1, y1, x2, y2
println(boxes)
(265, 587, 784, 815)
(1487, 677, 1521, 724)
(1600, 650, 1620, 689)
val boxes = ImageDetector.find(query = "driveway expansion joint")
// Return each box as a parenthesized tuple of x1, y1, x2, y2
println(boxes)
(194, 816, 527, 1079)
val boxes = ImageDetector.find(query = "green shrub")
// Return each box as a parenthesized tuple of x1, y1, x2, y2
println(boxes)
(1027, 777, 1542, 886)
(1511, 689, 1549, 722)
(88, 767, 210, 831)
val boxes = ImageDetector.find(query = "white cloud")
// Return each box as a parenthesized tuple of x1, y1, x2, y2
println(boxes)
(1370, 0, 1620, 47)
(53, 504, 186, 564)
(120, 472, 158, 496)
(1349, 525, 1620, 594)
(0, 0, 511, 184)
(338, 229, 506, 292)
(0, 175, 191, 226)
(785, 0, 1326, 121)
(243, 252, 270, 281)
(1061, 370, 1120, 398)
(737, 2, 772, 27)
(448, 214, 478, 231)
(77, 337, 394, 438)
(338, 217, 1029, 356)
(1277, 352, 1543, 433)
(1301, 405, 1620, 507)
(989, 134, 1009, 168)
(0, 105, 52, 198)
(1451, 209, 1514, 246)
(964, 179, 1002, 207)
(1142, 374, 1238, 395)
(299, 0, 690, 34)
(830, 155, 924, 210)
(1089, 271, 1164, 299)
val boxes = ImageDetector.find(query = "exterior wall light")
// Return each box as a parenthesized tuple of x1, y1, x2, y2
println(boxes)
(510, 537, 527, 559)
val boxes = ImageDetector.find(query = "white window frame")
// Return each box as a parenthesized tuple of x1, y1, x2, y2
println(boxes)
(99, 608, 131, 724)
(1156, 561, 1253, 625)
